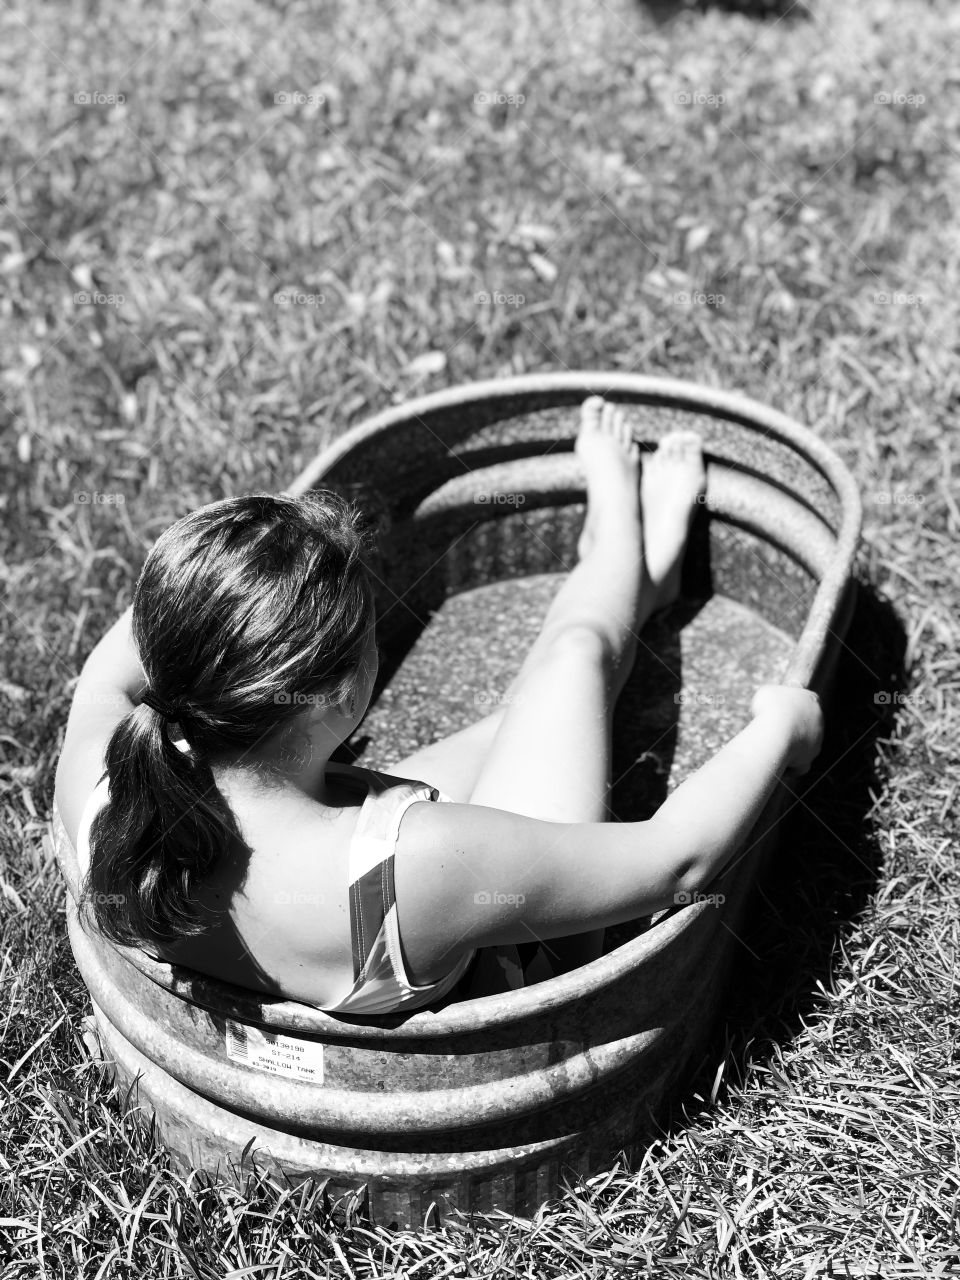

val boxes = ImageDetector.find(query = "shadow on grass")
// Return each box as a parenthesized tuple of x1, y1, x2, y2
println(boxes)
(642, 0, 809, 22)
(664, 578, 906, 1132)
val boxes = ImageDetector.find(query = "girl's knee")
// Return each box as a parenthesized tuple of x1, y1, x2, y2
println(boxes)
(541, 622, 615, 671)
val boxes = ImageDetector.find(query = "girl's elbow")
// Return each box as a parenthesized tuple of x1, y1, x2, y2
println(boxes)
(644, 819, 724, 904)
(669, 840, 736, 902)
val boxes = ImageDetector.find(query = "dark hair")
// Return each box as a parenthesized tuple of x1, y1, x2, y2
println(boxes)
(80, 491, 374, 949)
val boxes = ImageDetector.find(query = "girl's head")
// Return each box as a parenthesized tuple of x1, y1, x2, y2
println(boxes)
(82, 490, 375, 950)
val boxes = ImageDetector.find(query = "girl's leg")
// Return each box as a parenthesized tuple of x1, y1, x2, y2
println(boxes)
(393, 400, 705, 817)
(468, 398, 644, 822)
(391, 397, 640, 804)
(390, 708, 507, 804)
(466, 403, 705, 971)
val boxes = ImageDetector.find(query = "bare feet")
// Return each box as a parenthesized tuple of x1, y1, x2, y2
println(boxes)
(640, 430, 706, 609)
(575, 398, 705, 611)
(575, 396, 640, 560)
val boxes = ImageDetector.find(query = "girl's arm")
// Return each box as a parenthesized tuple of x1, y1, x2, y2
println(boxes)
(75, 605, 146, 700)
(54, 606, 147, 846)
(394, 686, 823, 959)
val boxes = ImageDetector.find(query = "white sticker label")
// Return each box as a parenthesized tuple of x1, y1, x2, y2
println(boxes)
(225, 1019, 324, 1083)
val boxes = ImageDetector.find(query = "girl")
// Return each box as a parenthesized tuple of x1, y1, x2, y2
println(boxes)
(55, 397, 823, 1016)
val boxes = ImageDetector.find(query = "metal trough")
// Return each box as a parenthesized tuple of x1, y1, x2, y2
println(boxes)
(53, 373, 861, 1228)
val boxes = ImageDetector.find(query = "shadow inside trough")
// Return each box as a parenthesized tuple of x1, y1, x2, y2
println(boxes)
(646, 578, 907, 1145)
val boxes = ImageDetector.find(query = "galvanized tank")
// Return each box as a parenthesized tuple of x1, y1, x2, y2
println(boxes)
(53, 373, 861, 1228)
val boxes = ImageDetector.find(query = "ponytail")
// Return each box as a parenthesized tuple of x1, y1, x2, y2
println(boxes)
(77, 490, 373, 952)
(81, 703, 245, 947)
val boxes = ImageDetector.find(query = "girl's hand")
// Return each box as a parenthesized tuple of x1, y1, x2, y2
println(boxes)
(750, 684, 824, 776)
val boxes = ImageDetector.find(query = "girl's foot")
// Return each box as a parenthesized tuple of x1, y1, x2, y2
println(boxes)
(640, 431, 706, 609)
(575, 396, 641, 560)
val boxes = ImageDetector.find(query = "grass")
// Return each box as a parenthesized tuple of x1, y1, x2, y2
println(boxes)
(1, 0, 959, 1273)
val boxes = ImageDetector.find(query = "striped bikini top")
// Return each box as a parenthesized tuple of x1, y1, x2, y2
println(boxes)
(318, 763, 476, 1015)
(75, 763, 476, 1018)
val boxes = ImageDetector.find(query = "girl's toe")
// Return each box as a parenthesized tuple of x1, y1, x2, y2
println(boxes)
(660, 434, 680, 459)
(581, 396, 604, 428)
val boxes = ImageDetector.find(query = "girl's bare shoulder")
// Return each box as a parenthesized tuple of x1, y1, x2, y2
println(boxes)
(391, 798, 568, 964)
(179, 785, 361, 1000)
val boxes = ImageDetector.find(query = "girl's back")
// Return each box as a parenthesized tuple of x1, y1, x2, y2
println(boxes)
(70, 747, 476, 1014)
(149, 770, 362, 1004)
(177, 763, 471, 1007)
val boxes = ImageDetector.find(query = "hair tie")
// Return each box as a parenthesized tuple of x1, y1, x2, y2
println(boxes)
(140, 689, 179, 720)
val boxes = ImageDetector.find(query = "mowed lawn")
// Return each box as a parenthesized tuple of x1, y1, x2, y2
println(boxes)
(1, 0, 958, 1274)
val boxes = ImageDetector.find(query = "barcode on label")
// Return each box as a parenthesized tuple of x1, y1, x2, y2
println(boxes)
(224, 1019, 324, 1083)
(225, 1022, 248, 1061)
